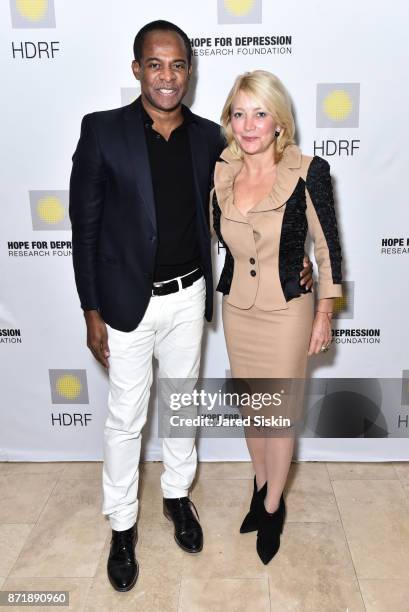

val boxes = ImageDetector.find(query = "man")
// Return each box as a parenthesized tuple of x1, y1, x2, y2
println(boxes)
(69, 20, 313, 591)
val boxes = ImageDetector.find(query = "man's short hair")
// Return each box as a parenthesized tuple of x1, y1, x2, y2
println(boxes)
(133, 20, 192, 67)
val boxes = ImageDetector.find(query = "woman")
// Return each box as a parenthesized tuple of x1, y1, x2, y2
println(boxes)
(211, 70, 343, 564)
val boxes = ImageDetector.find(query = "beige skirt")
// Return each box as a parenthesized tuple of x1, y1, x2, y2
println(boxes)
(222, 292, 314, 378)
(222, 292, 314, 429)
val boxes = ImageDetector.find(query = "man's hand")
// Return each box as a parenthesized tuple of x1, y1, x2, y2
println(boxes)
(84, 310, 110, 368)
(300, 254, 314, 291)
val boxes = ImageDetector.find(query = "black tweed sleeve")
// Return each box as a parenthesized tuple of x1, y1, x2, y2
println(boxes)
(305, 156, 343, 298)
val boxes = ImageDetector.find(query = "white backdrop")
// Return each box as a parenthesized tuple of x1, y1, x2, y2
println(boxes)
(1, 0, 408, 462)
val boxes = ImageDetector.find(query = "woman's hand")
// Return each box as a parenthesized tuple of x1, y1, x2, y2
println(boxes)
(308, 311, 332, 356)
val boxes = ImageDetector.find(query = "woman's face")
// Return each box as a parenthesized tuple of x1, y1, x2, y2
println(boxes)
(230, 90, 280, 156)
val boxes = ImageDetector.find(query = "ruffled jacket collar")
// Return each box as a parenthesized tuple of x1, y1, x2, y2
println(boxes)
(214, 144, 303, 223)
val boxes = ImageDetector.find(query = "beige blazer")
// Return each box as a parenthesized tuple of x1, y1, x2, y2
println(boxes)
(210, 144, 343, 310)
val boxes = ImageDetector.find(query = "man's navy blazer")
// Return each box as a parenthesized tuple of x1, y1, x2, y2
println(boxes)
(69, 97, 225, 332)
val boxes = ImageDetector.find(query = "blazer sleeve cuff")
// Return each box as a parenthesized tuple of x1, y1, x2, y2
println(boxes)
(81, 304, 100, 312)
(318, 282, 343, 300)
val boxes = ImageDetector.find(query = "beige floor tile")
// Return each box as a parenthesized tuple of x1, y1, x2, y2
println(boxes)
(60, 463, 102, 480)
(136, 519, 186, 563)
(84, 522, 183, 611)
(285, 462, 341, 523)
(0, 524, 33, 576)
(179, 577, 270, 612)
(393, 462, 409, 484)
(191, 478, 253, 522)
(1, 576, 92, 611)
(327, 462, 398, 480)
(190, 478, 253, 534)
(0, 576, 5, 589)
(0, 474, 58, 524)
(332, 479, 409, 579)
(0, 462, 67, 475)
(181, 514, 266, 579)
(136, 472, 166, 528)
(287, 462, 332, 490)
(359, 578, 409, 612)
(2, 461, 408, 610)
(196, 461, 254, 480)
(267, 523, 365, 611)
(139, 461, 163, 480)
(10, 480, 109, 578)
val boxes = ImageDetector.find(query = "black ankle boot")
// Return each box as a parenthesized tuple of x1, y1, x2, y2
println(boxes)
(256, 493, 286, 565)
(107, 524, 138, 591)
(240, 476, 267, 534)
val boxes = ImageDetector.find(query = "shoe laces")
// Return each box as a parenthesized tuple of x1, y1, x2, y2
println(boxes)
(113, 528, 135, 555)
(173, 497, 200, 527)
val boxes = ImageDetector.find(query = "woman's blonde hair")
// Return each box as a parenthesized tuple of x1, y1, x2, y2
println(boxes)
(220, 70, 295, 162)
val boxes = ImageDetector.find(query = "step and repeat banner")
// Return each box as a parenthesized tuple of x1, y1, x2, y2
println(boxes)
(1, 0, 408, 461)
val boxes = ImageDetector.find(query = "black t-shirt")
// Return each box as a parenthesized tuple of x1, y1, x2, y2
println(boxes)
(140, 99, 201, 282)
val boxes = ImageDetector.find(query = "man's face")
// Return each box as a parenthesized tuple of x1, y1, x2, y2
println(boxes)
(132, 30, 192, 112)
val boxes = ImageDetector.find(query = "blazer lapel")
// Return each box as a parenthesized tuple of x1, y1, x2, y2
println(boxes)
(216, 145, 304, 219)
(122, 99, 156, 231)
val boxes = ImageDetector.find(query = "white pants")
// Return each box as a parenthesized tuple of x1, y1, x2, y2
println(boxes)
(102, 275, 206, 531)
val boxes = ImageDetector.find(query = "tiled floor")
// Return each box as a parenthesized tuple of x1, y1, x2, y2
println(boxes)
(1, 461, 409, 611)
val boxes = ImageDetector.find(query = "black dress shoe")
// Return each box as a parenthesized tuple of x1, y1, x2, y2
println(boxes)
(240, 476, 267, 534)
(256, 493, 286, 565)
(107, 524, 139, 592)
(163, 497, 203, 553)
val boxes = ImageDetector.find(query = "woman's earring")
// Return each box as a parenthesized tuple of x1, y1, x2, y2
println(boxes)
(274, 130, 281, 138)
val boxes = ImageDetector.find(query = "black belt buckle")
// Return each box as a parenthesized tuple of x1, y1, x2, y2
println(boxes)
(152, 268, 202, 297)
(151, 280, 177, 296)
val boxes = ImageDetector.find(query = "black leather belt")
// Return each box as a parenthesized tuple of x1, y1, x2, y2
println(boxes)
(151, 268, 203, 296)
